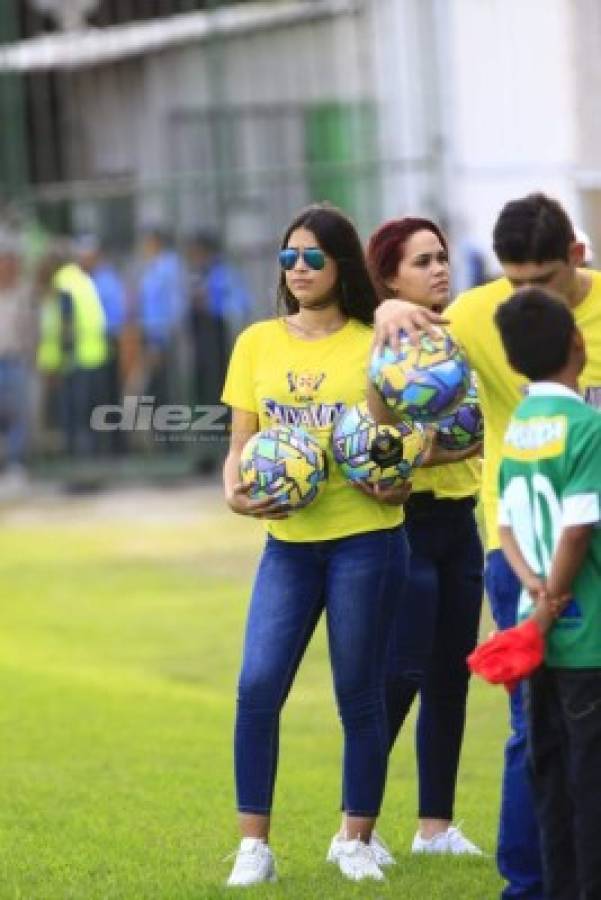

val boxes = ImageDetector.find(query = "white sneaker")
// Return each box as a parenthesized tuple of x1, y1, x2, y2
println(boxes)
(326, 831, 396, 866)
(327, 830, 395, 866)
(226, 837, 277, 886)
(333, 838, 385, 882)
(411, 824, 483, 856)
(370, 830, 396, 866)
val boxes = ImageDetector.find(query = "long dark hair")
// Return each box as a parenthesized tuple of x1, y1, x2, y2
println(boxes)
(367, 217, 448, 300)
(277, 204, 378, 325)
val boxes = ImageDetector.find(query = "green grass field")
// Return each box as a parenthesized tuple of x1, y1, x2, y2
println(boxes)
(0, 486, 506, 899)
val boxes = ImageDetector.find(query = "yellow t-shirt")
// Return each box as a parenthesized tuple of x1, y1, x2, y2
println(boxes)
(221, 317, 403, 542)
(411, 456, 481, 499)
(448, 270, 601, 549)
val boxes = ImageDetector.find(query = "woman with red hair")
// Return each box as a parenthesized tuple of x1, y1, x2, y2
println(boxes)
(367, 218, 484, 856)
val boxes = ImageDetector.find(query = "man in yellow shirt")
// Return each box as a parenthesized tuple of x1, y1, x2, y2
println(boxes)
(374, 193, 601, 900)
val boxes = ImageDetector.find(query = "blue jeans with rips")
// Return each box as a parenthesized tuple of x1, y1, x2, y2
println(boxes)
(235, 526, 409, 817)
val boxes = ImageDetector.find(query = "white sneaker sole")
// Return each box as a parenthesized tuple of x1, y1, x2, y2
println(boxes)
(338, 867, 385, 882)
(227, 871, 277, 887)
(412, 844, 483, 856)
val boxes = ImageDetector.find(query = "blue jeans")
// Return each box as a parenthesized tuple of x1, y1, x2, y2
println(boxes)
(60, 368, 100, 457)
(386, 496, 483, 819)
(0, 358, 29, 464)
(485, 549, 543, 899)
(235, 526, 409, 816)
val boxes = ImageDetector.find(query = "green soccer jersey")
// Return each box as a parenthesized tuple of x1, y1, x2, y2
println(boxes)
(498, 382, 601, 668)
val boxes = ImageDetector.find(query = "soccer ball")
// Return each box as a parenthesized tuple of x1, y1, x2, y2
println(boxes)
(332, 402, 426, 487)
(435, 382, 484, 451)
(239, 425, 327, 510)
(369, 328, 471, 422)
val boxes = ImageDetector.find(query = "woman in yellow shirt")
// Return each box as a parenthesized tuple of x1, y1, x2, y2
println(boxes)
(367, 218, 483, 855)
(222, 204, 410, 886)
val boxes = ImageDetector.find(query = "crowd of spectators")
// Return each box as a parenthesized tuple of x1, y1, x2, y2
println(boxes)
(0, 225, 252, 480)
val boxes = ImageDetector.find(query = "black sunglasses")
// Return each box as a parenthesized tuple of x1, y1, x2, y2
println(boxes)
(278, 247, 326, 271)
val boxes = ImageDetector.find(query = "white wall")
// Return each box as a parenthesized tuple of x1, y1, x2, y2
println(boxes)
(568, 0, 601, 260)
(136, 11, 374, 232)
(139, 12, 368, 167)
(66, 0, 593, 270)
(368, 0, 444, 221)
(65, 2, 441, 240)
(444, 0, 580, 271)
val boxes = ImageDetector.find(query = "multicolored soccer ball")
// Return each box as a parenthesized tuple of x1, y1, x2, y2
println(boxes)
(239, 425, 327, 510)
(369, 328, 471, 422)
(435, 382, 484, 451)
(332, 402, 426, 487)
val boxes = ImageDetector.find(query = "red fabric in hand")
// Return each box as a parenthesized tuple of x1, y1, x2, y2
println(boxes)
(467, 619, 545, 694)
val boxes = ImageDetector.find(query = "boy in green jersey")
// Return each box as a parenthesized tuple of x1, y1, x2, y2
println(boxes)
(492, 289, 601, 899)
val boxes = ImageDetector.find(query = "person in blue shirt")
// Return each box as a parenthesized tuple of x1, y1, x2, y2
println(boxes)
(185, 231, 252, 401)
(137, 227, 187, 421)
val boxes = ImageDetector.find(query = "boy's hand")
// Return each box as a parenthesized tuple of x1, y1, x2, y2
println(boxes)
(548, 593, 572, 617)
(524, 573, 547, 604)
(530, 589, 571, 635)
(524, 574, 556, 634)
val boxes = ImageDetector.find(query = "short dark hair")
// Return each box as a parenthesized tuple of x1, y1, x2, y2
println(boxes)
(277, 203, 378, 325)
(493, 193, 575, 264)
(189, 229, 222, 254)
(141, 224, 172, 247)
(494, 288, 576, 380)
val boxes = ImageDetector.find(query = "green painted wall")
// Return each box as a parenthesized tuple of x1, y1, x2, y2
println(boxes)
(304, 101, 381, 231)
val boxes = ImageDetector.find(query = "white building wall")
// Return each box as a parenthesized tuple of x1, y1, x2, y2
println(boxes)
(139, 12, 368, 169)
(444, 0, 579, 272)
(368, 0, 444, 220)
(69, 12, 370, 166)
(568, 0, 601, 259)
(134, 11, 373, 232)
(66, 0, 594, 271)
(572, 0, 601, 174)
(75, 61, 146, 178)
(65, 2, 442, 242)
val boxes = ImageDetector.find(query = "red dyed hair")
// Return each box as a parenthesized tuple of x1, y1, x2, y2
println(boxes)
(367, 217, 448, 299)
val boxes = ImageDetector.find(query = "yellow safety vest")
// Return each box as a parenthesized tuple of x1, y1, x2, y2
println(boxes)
(37, 264, 107, 372)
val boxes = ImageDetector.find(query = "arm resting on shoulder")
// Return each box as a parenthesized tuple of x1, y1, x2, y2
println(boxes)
(374, 299, 449, 350)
